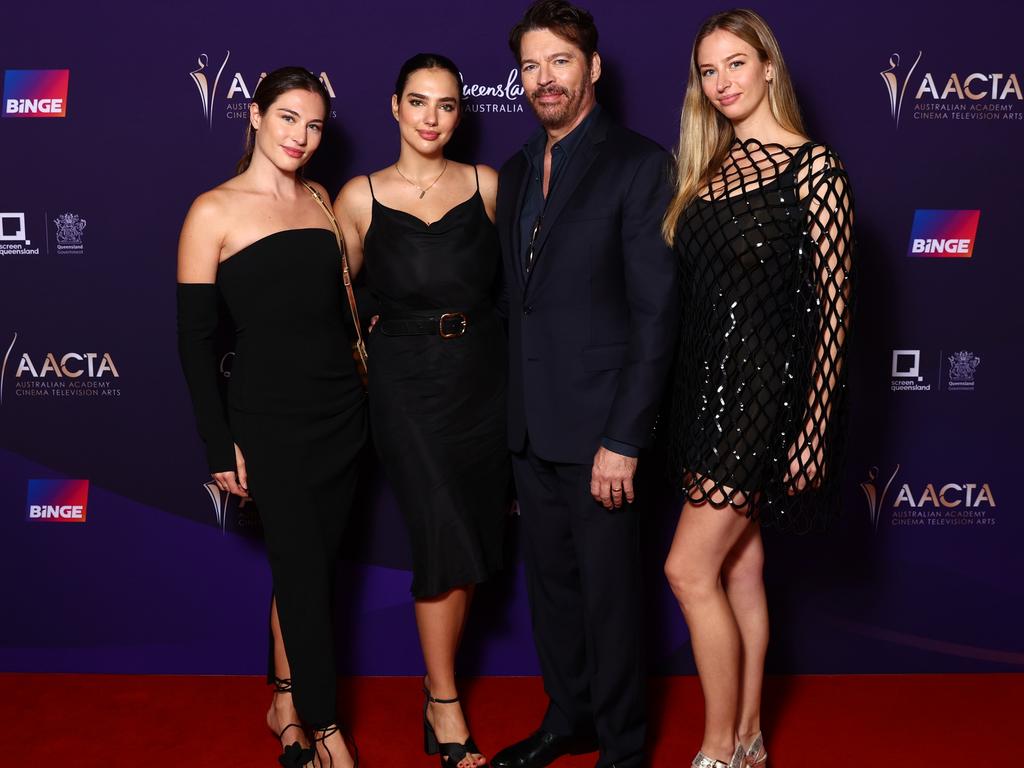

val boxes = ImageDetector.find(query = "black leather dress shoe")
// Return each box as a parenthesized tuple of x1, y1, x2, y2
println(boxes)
(491, 730, 596, 768)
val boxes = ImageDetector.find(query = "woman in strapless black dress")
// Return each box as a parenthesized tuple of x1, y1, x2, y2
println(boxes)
(335, 54, 507, 768)
(177, 68, 362, 768)
(660, 12, 853, 768)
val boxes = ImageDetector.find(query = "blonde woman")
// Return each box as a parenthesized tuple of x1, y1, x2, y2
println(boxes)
(661, 9, 853, 768)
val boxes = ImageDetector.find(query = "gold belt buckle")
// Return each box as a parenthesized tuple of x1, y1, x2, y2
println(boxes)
(439, 312, 468, 339)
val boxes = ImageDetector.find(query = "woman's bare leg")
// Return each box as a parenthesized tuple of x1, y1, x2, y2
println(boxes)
(266, 596, 310, 750)
(722, 524, 768, 749)
(664, 501, 751, 762)
(417, 585, 485, 768)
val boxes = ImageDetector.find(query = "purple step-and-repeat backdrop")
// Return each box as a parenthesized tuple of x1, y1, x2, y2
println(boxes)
(1, 0, 1021, 676)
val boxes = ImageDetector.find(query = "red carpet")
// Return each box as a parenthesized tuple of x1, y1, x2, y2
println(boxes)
(1, 673, 1017, 766)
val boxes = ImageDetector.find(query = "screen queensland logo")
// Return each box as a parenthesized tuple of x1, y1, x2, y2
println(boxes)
(189, 51, 337, 130)
(1, 332, 121, 404)
(3, 69, 69, 118)
(26, 479, 89, 523)
(880, 51, 1022, 126)
(890, 349, 930, 392)
(0, 212, 39, 255)
(907, 210, 980, 258)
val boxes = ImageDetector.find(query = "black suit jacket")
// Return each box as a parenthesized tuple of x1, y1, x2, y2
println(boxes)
(497, 109, 679, 465)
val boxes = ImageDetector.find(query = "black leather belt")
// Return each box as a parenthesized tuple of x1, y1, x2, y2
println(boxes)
(379, 305, 491, 339)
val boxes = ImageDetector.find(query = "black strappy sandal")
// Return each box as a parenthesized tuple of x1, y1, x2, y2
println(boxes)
(271, 677, 315, 768)
(311, 723, 359, 768)
(422, 684, 487, 767)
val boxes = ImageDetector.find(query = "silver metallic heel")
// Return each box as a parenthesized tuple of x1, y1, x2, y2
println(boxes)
(742, 732, 767, 766)
(692, 744, 745, 768)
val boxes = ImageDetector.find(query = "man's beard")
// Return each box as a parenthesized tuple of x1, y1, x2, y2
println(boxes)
(529, 84, 586, 130)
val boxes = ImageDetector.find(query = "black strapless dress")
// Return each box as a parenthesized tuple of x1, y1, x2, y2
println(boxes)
(178, 227, 366, 728)
(362, 178, 509, 598)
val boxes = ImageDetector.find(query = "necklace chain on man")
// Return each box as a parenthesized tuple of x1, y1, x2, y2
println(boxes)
(394, 160, 448, 199)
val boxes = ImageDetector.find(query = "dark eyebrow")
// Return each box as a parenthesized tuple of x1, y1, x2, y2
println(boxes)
(406, 92, 457, 103)
(520, 51, 574, 66)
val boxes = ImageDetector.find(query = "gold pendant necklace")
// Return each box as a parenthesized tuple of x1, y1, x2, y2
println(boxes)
(394, 160, 448, 199)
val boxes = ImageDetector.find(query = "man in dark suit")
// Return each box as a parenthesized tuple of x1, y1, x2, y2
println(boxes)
(492, 3, 678, 767)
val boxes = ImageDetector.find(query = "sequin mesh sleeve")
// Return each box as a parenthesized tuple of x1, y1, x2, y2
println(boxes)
(667, 139, 854, 531)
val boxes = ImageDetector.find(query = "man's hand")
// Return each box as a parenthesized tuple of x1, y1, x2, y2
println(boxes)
(590, 446, 638, 509)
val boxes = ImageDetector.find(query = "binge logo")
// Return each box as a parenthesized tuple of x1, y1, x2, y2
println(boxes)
(908, 209, 981, 258)
(3, 69, 70, 118)
(26, 479, 89, 523)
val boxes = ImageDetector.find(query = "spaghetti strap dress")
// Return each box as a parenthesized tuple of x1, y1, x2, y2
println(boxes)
(362, 169, 509, 597)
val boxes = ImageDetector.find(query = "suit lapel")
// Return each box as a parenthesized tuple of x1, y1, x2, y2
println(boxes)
(524, 110, 609, 292)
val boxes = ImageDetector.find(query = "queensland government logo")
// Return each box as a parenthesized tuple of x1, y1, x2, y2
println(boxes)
(53, 213, 87, 254)
(2, 69, 69, 118)
(946, 350, 980, 391)
(861, 465, 997, 529)
(881, 51, 1022, 126)
(26, 479, 89, 523)
(1, 332, 121, 404)
(907, 210, 980, 258)
(189, 51, 337, 129)
(461, 68, 525, 114)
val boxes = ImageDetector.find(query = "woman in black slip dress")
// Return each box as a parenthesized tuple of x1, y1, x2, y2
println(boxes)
(177, 67, 363, 768)
(660, 12, 853, 768)
(334, 53, 508, 768)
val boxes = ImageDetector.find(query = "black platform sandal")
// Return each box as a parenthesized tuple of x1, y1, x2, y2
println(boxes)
(423, 684, 487, 767)
(271, 677, 315, 768)
(311, 723, 359, 768)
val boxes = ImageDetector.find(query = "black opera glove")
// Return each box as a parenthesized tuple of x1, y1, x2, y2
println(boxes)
(176, 283, 236, 473)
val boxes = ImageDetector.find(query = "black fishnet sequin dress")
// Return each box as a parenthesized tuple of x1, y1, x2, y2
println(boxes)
(668, 139, 854, 531)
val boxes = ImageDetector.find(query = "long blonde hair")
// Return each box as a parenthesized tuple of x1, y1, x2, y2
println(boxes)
(662, 9, 805, 244)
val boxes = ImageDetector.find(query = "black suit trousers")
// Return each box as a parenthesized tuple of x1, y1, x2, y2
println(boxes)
(512, 442, 646, 768)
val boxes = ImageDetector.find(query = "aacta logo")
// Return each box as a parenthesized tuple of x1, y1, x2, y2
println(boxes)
(893, 481, 995, 509)
(882, 52, 1023, 125)
(862, 465, 997, 529)
(908, 210, 981, 258)
(2, 69, 70, 118)
(2, 332, 123, 402)
(189, 52, 336, 128)
(26, 479, 89, 523)
(15, 351, 119, 378)
(915, 71, 1022, 101)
